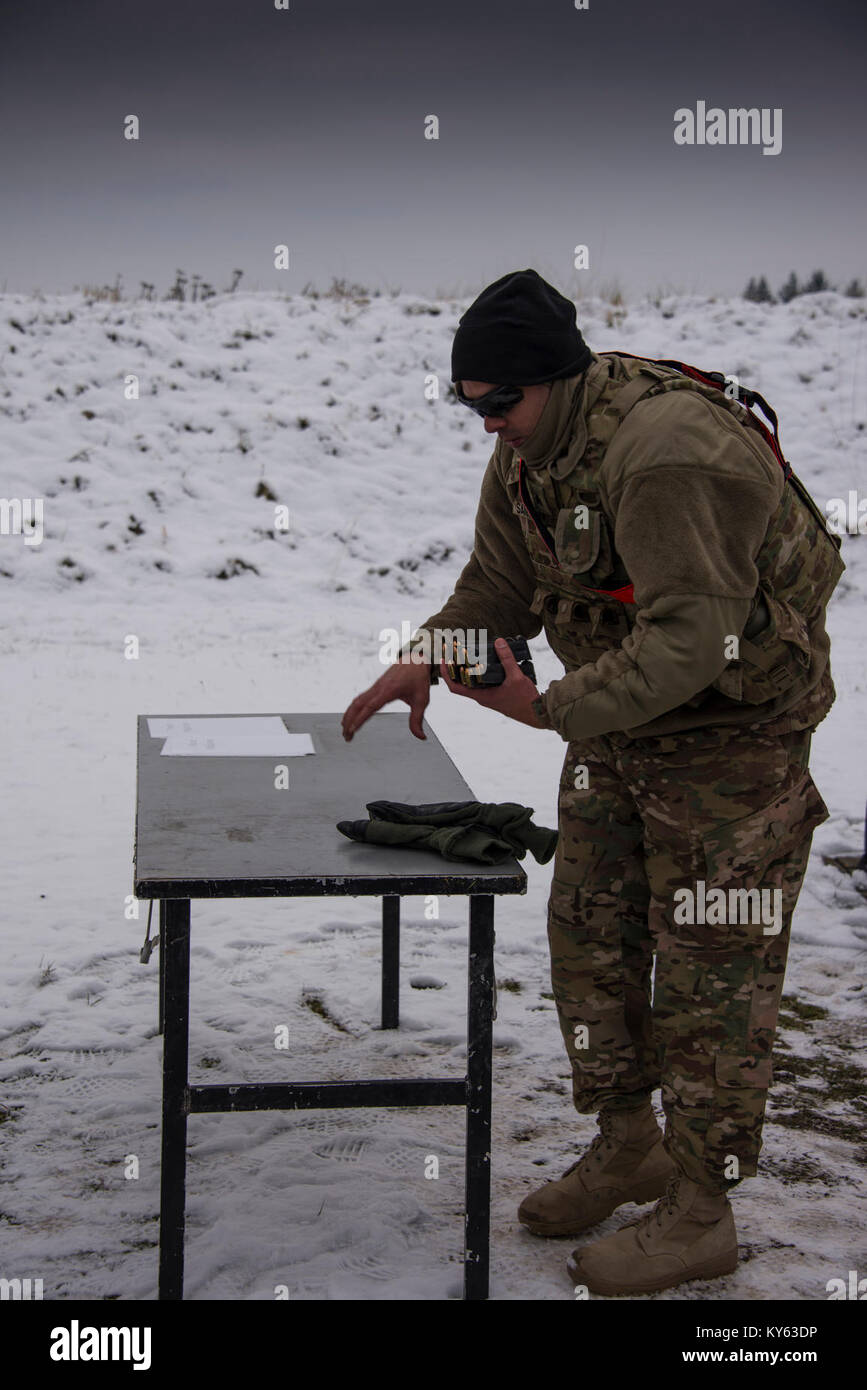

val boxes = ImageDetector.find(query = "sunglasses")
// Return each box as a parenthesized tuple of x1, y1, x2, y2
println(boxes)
(454, 382, 524, 418)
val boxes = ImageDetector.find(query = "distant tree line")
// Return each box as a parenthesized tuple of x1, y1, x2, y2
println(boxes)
(744, 271, 865, 303)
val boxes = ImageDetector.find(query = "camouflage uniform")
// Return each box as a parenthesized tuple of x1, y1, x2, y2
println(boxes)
(548, 721, 827, 1189)
(411, 352, 842, 1192)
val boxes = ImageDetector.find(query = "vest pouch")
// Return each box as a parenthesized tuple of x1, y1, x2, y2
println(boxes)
(531, 587, 586, 636)
(556, 595, 628, 659)
(552, 506, 614, 584)
(529, 587, 549, 619)
(531, 586, 624, 668)
(735, 593, 812, 704)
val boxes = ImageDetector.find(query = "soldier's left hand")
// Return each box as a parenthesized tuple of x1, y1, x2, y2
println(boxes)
(439, 637, 547, 728)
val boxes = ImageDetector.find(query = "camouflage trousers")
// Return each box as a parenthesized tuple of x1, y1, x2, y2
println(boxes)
(547, 722, 829, 1191)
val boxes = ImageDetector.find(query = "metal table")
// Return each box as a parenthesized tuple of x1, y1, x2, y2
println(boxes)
(133, 712, 527, 1300)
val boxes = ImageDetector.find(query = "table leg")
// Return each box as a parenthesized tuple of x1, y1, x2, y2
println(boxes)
(381, 894, 400, 1029)
(464, 894, 494, 1300)
(158, 900, 166, 1035)
(158, 898, 191, 1300)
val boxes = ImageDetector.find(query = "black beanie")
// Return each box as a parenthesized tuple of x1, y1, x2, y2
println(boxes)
(451, 268, 592, 387)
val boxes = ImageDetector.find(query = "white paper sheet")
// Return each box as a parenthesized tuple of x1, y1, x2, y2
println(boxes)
(147, 716, 315, 757)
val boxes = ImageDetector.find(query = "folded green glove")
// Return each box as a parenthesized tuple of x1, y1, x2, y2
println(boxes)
(336, 800, 558, 866)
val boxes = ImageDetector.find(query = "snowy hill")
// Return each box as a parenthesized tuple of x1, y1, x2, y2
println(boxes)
(1, 285, 865, 1300)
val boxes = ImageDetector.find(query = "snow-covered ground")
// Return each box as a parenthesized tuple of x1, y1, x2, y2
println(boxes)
(1, 284, 865, 1300)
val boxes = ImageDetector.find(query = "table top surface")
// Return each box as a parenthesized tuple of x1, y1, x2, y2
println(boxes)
(134, 712, 529, 897)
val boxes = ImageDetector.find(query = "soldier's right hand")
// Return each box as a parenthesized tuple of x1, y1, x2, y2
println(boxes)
(341, 659, 431, 743)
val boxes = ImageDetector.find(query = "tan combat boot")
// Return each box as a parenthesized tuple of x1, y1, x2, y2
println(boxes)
(566, 1174, 738, 1294)
(517, 1101, 677, 1237)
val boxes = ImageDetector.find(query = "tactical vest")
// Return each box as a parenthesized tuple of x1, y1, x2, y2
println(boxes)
(504, 353, 845, 712)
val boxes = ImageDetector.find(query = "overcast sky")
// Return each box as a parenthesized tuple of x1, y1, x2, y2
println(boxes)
(1, 0, 864, 301)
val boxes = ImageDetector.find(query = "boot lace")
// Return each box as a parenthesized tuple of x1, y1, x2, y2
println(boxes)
(560, 1109, 618, 1179)
(623, 1175, 682, 1232)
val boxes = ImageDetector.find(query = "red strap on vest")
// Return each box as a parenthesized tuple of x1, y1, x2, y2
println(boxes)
(607, 351, 792, 477)
(594, 582, 635, 604)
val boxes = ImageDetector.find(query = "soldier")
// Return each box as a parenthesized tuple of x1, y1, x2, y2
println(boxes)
(341, 268, 842, 1295)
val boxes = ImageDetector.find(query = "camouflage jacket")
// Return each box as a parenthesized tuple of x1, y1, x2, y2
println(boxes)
(411, 351, 844, 742)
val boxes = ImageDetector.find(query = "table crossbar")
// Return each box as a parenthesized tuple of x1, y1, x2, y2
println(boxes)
(188, 1079, 469, 1111)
